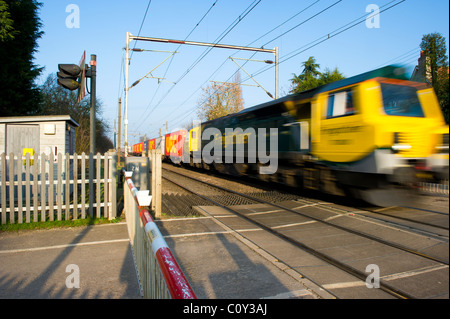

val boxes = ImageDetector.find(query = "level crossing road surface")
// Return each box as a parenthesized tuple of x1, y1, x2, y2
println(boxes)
(0, 217, 324, 299)
(155, 215, 327, 299)
(0, 222, 141, 299)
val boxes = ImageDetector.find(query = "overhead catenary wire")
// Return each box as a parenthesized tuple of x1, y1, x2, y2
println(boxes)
(130, 0, 153, 61)
(135, 0, 220, 130)
(157, 0, 342, 131)
(135, 0, 407, 140)
(129, 0, 323, 134)
(135, 0, 262, 130)
(374, 46, 420, 68)
(248, 0, 407, 79)
(167, 0, 407, 132)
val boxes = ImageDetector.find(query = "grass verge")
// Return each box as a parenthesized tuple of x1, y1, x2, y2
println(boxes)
(0, 215, 123, 232)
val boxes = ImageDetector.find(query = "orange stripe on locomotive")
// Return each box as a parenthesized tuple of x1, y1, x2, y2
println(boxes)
(165, 130, 187, 158)
(149, 138, 156, 150)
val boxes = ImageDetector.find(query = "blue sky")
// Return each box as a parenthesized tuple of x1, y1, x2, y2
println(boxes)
(34, 0, 449, 146)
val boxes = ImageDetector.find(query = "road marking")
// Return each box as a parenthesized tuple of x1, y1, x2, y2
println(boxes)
(381, 264, 449, 281)
(322, 264, 449, 290)
(271, 220, 316, 229)
(261, 289, 314, 299)
(246, 209, 284, 216)
(163, 228, 262, 239)
(323, 281, 366, 289)
(0, 238, 130, 254)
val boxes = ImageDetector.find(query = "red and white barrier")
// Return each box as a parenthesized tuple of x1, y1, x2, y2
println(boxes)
(123, 170, 196, 299)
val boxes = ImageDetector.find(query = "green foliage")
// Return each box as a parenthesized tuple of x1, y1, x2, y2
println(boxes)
(39, 73, 114, 153)
(420, 33, 449, 123)
(0, 0, 43, 116)
(290, 57, 345, 93)
(0, 215, 122, 232)
(0, 0, 17, 41)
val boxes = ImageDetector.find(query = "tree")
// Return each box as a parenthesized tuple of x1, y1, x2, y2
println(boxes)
(290, 57, 321, 92)
(420, 33, 449, 123)
(0, 0, 43, 116)
(290, 57, 345, 93)
(0, 0, 17, 42)
(197, 72, 244, 122)
(420, 33, 449, 86)
(301, 56, 321, 78)
(39, 73, 113, 153)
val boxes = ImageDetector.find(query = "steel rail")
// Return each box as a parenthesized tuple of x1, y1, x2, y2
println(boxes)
(163, 166, 449, 266)
(162, 169, 417, 299)
(355, 208, 449, 231)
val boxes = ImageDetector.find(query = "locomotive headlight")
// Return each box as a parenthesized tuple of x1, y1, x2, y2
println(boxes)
(392, 144, 412, 151)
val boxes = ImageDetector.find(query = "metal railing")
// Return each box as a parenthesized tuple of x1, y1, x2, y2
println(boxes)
(123, 169, 196, 299)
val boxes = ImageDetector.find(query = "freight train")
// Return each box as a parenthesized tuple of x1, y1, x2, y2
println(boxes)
(132, 66, 449, 206)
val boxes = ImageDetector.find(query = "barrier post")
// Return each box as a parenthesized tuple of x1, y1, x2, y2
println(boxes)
(123, 169, 196, 299)
(149, 150, 162, 218)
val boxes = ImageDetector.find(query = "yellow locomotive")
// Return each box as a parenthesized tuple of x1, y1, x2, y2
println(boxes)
(184, 66, 448, 205)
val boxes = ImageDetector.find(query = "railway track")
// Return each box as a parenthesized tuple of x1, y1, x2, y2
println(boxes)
(161, 164, 449, 299)
(345, 205, 449, 242)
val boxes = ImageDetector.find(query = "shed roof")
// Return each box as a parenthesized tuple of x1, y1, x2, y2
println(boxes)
(0, 115, 79, 127)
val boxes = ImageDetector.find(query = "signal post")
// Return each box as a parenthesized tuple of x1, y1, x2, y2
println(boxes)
(57, 52, 97, 154)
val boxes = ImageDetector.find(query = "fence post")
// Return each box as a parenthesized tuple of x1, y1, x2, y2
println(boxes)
(149, 150, 162, 219)
(89, 152, 94, 218)
(41, 153, 46, 222)
(33, 154, 39, 223)
(49, 152, 54, 221)
(103, 153, 109, 218)
(155, 150, 162, 218)
(1, 153, 6, 225)
(110, 151, 117, 220)
(9, 153, 15, 224)
(96, 152, 101, 218)
(150, 150, 156, 212)
(26, 153, 31, 223)
(18, 154, 24, 223)
(81, 152, 86, 219)
(65, 153, 70, 220)
(73, 153, 78, 220)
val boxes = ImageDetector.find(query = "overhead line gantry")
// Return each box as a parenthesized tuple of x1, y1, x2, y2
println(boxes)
(123, 32, 278, 157)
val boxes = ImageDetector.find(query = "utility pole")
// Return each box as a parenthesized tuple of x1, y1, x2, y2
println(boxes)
(275, 46, 279, 99)
(124, 32, 130, 157)
(89, 54, 97, 154)
(118, 97, 122, 166)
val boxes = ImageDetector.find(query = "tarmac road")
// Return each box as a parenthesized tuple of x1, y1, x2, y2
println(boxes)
(0, 222, 141, 299)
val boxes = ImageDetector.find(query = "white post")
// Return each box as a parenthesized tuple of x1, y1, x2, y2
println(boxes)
(274, 46, 279, 99)
(124, 32, 131, 157)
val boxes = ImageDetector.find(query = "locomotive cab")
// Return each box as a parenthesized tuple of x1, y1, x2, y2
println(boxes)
(311, 74, 449, 192)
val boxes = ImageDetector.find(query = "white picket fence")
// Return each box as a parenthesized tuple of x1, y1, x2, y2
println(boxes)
(419, 180, 449, 196)
(0, 152, 117, 225)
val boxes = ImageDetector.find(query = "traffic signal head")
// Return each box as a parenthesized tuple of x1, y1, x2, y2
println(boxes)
(57, 64, 81, 91)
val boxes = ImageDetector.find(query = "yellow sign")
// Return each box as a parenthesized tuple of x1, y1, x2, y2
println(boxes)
(22, 148, 35, 166)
